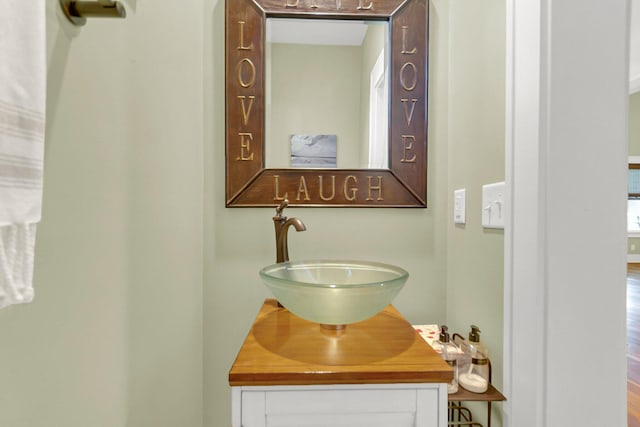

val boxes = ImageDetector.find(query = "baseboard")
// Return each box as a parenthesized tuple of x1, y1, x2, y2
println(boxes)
(628, 254, 640, 263)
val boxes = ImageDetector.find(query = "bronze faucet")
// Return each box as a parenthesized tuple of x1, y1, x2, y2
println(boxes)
(273, 199, 306, 263)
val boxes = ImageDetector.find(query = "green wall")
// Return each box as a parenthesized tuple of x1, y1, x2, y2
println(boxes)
(445, 0, 505, 423)
(0, 0, 204, 426)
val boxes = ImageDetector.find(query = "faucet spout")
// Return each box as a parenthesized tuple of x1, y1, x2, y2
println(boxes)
(273, 200, 306, 263)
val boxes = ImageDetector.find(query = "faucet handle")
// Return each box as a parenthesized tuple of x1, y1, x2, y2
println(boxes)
(275, 199, 289, 217)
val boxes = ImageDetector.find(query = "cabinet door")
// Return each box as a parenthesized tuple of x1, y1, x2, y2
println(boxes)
(241, 391, 266, 427)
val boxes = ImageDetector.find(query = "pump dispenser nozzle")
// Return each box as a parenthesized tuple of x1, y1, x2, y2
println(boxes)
(469, 324, 481, 343)
(439, 325, 450, 343)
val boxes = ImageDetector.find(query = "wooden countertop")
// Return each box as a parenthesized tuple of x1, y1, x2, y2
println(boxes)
(229, 299, 453, 386)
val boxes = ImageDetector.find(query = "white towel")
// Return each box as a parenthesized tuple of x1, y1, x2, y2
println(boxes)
(0, 2, 46, 309)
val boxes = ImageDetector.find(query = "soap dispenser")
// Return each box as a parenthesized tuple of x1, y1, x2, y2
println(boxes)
(436, 325, 459, 394)
(459, 325, 489, 393)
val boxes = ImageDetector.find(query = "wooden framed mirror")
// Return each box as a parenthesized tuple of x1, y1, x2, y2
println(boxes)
(226, 0, 428, 207)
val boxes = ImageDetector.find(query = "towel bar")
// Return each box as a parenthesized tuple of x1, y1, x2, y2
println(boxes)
(60, 0, 126, 27)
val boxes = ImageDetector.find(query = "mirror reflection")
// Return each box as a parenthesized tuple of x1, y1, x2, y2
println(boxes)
(265, 19, 389, 170)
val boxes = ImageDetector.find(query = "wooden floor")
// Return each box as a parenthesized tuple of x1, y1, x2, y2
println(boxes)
(629, 264, 640, 427)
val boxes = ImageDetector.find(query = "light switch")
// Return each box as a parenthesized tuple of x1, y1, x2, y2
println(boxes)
(454, 189, 466, 224)
(482, 182, 505, 229)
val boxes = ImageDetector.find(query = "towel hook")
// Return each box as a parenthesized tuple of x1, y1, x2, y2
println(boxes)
(60, 0, 126, 27)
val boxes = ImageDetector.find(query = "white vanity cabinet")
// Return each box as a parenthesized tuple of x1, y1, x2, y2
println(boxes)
(232, 383, 447, 427)
(229, 300, 452, 427)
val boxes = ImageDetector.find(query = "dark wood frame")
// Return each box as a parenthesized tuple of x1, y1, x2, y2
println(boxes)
(226, 0, 428, 207)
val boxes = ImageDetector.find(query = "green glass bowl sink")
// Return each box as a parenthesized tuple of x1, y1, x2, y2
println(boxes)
(259, 260, 409, 326)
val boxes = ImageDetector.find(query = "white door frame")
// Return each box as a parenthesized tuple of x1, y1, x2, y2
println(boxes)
(504, 0, 630, 425)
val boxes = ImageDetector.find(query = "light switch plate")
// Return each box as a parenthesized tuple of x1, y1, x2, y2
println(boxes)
(482, 182, 505, 229)
(454, 189, 466, 224)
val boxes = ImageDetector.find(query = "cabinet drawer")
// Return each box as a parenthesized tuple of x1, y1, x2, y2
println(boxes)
(266, 412, 416, 427)
(264, 388, 420, 414)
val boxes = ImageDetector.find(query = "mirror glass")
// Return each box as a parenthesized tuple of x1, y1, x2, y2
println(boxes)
(265, 19, 389, 170)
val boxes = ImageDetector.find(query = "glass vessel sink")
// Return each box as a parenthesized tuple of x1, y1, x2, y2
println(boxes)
(259, 260, 409, 326)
